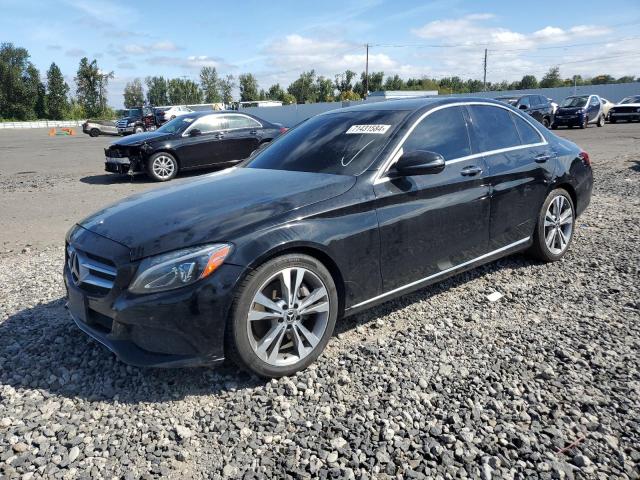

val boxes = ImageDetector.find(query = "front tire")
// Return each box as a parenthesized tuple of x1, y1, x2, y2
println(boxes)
(146, 152, 178, 182)
(226, 254, 338, 378)
(597, 115, 605, 127)
(580, 117, 588, 129)
(134, 126, 144, 134)
(542, 117, 551, 129)
(529, 189, 575, 262)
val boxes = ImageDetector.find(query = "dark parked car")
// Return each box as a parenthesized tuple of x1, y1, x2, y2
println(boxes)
(66, 98, 593, 377)
(552, 95, 605, 129)
(104, 111, 284, 181)
(608, 95, 640, 123)
(495, 94, 554, 128)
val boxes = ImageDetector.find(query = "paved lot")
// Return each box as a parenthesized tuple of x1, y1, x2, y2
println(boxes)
(0, 123, 639, 479)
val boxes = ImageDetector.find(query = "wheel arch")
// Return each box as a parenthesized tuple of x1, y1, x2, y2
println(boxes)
(551, 182, 578, 213)
(242, 242, 346, 317)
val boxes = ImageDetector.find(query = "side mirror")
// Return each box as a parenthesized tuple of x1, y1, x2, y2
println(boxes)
(189, 128, 201, 137)
(391, 150, 445, 177)
(518, 104, 528, 110)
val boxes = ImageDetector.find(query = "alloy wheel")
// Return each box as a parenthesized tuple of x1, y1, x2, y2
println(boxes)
(152, 155, 175, 180)
(543, 195, 573, 255)
(247, 267, 330, 367)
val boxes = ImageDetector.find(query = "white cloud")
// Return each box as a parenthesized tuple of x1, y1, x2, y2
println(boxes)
(124, 41, 180, 55)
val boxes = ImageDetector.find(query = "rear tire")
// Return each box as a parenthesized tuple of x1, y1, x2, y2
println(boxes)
(597, 115, 605, 127)
(89, 128, 100, 137)
(226, 254, 338, 378)
(542, 117, 551, 129)
(146, 152, 178, 182)
(529, 189, 575, 263)
(580, 117, 588, 129)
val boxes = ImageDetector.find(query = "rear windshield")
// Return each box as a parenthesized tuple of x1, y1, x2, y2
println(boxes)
(562, 97, 588, 107)
(245, 110, 408, 175)
(496, 97, 518, 105)
(620, 96, 640, 104)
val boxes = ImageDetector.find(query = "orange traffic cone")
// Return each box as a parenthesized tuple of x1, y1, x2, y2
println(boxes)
(48, 128, 56, 136)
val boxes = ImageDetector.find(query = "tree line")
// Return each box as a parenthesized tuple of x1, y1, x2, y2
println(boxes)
(2, 41, 638, 120)
(0, 42, 117, 121)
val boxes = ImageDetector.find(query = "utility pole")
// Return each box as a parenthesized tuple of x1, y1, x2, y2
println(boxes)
(483, 48, 487, 91)
(364, 43, 369, 99)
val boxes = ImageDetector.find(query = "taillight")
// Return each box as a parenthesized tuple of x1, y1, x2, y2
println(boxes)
(279, 127, 288, 134)
(579, 151, 591, 166)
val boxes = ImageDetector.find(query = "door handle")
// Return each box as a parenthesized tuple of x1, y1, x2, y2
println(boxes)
(461, 166, 482, 176)
(534, 154, 551, 163)
(215, 132, 225, 139)
(249, 130, 258, 135)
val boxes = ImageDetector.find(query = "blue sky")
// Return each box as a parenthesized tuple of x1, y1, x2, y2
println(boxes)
(1, 0, 639, 107)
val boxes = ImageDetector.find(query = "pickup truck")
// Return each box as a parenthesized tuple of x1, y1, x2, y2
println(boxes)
(115, 106, 163, 135)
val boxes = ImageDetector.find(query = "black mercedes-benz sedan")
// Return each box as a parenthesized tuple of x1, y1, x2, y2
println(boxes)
(104, 111, 284, 181)
(65, 97, 593, 377)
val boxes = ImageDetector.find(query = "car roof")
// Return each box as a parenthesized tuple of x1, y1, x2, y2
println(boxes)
(332, 96, 512, 115)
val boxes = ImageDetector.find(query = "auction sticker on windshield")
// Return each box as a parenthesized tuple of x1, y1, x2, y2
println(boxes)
(346, 124, 391, 134)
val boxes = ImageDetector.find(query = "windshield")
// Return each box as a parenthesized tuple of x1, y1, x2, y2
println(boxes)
(157, 116, 196, 134)
(245, 110, 408, 175)
(561, 97, 588, 108)
(620, 96, 640, 104)
(497, 97, 518, 105)
(126, 108, 142, 117)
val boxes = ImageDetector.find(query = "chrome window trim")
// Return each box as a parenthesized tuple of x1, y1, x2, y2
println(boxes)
(346, 237, 530, 311)
(373, 101, 547, 185)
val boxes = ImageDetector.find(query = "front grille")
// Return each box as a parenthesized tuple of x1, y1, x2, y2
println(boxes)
(116, 119, 128, 128)
(611, 106, 639, 114)
(67, 246, 117, 295)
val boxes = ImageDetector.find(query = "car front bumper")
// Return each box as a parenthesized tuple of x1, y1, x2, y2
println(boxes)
(117, 126, 135, 134)
(609, 112, 640, 121)
(64, 227, 245, 367)
(553, 115, 583, 126)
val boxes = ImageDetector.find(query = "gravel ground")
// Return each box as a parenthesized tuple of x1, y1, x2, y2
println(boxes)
(0, 125, 639, 479)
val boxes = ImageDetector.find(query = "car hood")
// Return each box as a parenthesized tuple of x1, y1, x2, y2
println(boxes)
(110, 130, 173, 147)
(612, 103, 640, 108)
(78, 167, 357, 260)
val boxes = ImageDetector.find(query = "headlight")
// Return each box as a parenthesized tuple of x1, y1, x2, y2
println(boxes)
(128, 122, 136, 126)
(129, 244, 232, 294)
(636, 108, 640, 113)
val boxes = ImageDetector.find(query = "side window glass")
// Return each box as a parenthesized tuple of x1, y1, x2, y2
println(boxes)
(538, 96, 546, 105)
(191, 115, 225, 133)
(402, 106, 471, 161)
(511, 112, 542, 145)
(529, 96, 539, 106)
(225, 115, 261, 129)
(468, 105, 521, 151)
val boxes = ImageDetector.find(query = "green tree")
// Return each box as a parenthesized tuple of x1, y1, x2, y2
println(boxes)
(334, 70, 357, 94)
(267, 83, 284, 101)
(288, 70, 317, 103)
(354, 71, 384, 96)
(123, 78, 144, 108)
(35, 78, 47, 118)
(46, 62, 69, 119)
(281, 92, 296, 105)
(616, 75, 636, 83)
(75, 57, 113, 117)
(339, 90, 361, 101)
(200, 66, 221, 103)
(0, 42, 41, 120)
(539, 66, 563, 88)
(219, 75, 235, 104)
(145, 76, 168, 105)
(316, 76, 334, 102)
(383, 74, 405, 90)
(519, 75, 538, 89)
(238, 73, 259, 102)
(167, 78, 202, 105)
(590, 74, 615, 85)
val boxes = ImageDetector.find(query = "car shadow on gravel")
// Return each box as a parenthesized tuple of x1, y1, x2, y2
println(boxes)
(629, 160, 640, 173)
(0, 253, 537, 404)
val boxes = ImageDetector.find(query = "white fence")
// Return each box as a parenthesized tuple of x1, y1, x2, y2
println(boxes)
(0, 120, 86, 130)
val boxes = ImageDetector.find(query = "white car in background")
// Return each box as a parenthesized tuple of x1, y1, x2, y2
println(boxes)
(600, 98, 614, 119)
(158, 105, 193, 120)
(547, 98, 558, 114)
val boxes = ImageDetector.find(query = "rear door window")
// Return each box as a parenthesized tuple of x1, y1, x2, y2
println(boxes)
(467, 105, 521, 152)
(511, 113, 543, 145)
(402, 106, 471, 160)
(224, 115, 262, 129)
